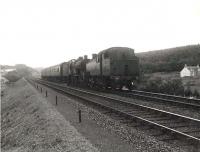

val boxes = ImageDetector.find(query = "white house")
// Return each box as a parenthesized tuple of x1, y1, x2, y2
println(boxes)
(180, 64, 200, 77)
(1, 76, 9, 84)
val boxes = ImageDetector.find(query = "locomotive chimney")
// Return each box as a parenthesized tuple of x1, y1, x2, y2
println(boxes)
(92, 54, 97, 59)
(84, 55, 88, 60)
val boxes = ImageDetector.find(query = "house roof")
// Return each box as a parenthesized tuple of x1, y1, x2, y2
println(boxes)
(185, 65, 200, 72)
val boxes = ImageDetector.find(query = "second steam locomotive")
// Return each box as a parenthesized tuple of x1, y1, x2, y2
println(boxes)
(41, 47, 140, 89)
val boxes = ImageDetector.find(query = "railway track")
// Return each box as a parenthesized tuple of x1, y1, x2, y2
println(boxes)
(30, 79, 200, 149)
(131, 89, 200, 108)
(131, 89, 200, 103)
(95, 88, 200, 110)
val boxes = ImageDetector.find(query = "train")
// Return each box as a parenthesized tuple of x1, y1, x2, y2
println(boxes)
(41, 47, 140, 90)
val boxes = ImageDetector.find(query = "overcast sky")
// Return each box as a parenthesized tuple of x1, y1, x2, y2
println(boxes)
(0, 0, 200, 68)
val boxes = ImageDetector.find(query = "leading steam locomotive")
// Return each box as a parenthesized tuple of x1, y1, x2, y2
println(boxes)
(41, 47, 140, 89)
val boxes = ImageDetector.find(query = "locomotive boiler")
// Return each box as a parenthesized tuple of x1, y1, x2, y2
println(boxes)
(86, 47, 139, 89)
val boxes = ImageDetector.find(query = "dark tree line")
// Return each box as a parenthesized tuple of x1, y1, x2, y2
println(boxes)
(136, 45, 200, 73)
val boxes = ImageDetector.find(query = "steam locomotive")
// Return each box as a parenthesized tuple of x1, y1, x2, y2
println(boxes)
(41, 47, 140, 89)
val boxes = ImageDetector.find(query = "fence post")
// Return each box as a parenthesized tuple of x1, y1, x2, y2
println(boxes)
(46, 90, 47, 97)
(56, 96, 58, 105)
(40, 87, 42, 93)
(78, 109, 81, 123)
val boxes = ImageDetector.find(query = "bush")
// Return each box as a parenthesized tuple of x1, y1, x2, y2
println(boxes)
(193, 89, 200, 98)
(145, 78, 184, 95)
(145, 77, 162, 93)
(184, 88, 192, 97)
(168, 79, 184, 95)
(4, 71, 21, 82)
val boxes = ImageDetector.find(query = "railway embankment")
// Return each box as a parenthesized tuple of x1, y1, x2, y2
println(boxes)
(1, 78, 99, 152)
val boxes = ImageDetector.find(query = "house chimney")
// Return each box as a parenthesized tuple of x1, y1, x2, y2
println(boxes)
(92, 54, 97, 59)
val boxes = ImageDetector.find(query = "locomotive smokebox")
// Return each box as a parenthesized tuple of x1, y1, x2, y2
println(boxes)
(92, 54, 97, 59)
(84, 55, 88, 60)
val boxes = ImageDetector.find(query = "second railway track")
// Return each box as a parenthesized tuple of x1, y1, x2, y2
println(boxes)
(30, 79, 200, 149)
(91, 88, 200, 110)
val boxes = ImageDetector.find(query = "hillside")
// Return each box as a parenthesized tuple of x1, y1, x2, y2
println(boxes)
(1, 64, 40, 82)
(136, 44, 200, 73)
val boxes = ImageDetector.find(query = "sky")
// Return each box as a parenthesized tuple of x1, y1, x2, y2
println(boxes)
(0, 0, 200, 68)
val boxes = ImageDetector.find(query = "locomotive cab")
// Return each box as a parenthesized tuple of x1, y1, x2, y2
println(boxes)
(86, 47, 140, 89)
(101, 47, 139, 89)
